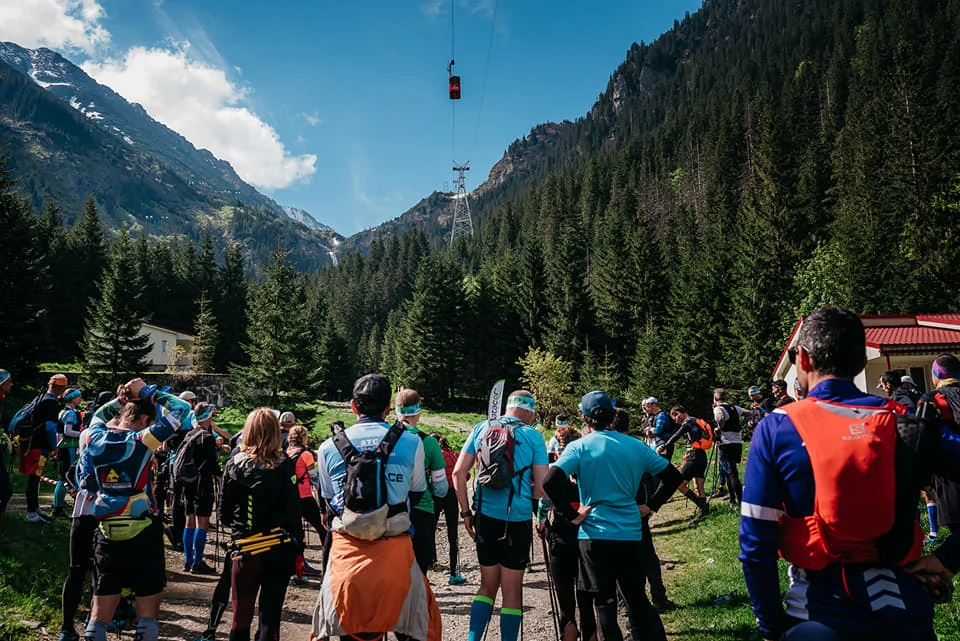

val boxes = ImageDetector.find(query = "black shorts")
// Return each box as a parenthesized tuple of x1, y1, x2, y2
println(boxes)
(474, 514, 532, 571)
(92, 517, 166, 596)
(680, 449, 707, 480)
(182, 478, 215, 517)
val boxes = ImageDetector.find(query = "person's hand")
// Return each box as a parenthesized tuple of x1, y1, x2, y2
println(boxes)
(464, 513, 476, 540)
(656, 445, 665, 456)
(906, 554, 956, 582)
(536, 522, 547, 539)
(639, 504, 653, 518)
(570, 504, 593, 525)
(126, 378, 146, 398)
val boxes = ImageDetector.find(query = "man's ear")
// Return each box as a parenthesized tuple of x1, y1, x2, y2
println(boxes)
(350, 399, 359, 416)
(798, 345, 814, 372)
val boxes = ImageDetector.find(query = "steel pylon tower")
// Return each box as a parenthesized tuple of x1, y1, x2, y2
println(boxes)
(449, 163, 473, 247)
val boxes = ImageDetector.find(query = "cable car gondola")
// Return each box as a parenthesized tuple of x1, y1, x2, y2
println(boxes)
(448, 59, 461, 100)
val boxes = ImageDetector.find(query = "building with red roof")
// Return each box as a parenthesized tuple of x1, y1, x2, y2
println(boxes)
(773, 314, 960, 396)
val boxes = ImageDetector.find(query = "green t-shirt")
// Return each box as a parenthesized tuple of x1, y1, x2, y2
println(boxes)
(405, 424, 449, 514)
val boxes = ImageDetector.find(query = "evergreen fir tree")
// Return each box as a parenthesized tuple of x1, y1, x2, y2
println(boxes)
(81, 228, 151, 389)
(192, 291, 219, 373)
(0, 160, 47, 377)
(214, 242, 249, 370)
(232, 247, 314, 405)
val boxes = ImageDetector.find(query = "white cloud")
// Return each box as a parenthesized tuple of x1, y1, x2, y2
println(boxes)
(0, 0, 109, 54)
(83, 46, 316, 190)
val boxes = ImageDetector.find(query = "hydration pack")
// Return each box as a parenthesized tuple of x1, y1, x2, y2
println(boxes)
(331, 421, 406, 540)
(691, 418, 714, 450)
(9, 393, 45, 440)
(476, 420, 527, 490)
(171, 427, 206, 484)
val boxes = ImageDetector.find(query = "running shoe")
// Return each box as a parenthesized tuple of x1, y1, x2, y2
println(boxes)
(652, 598, 677, 612)
(183, 562, 192, 573)
(301, 562, 323, 577)
(58, 628, 80, 641)
(709, 489, 728, 499)
(191, 561, 218, 575)
(52, 507, 70, 520)
(448, 575, 466, 585)
(26, 511, 51, 524)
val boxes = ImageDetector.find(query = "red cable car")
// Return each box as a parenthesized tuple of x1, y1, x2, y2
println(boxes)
(447, 59, 460, 100)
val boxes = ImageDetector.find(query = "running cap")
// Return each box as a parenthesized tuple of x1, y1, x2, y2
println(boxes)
(748, 386, 762, 396)
(279, 411, 296, 426)
(901, 375, 916, 385)
(554, 417, 569, 427)
(49, 373, 68, 387)
(642, 397, 658, 406)
(179, 390, 197, 401)
(579, 390, 614, 419)
(0, 370, 9, 385)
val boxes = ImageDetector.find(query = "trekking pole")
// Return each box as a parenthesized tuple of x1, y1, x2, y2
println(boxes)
(705, 445, 718, 506)
(538, 531, 562, 641)
(213, 476, 221, 570)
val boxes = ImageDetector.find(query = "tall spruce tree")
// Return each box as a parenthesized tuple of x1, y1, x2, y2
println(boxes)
(81, 229, 151, 389)
(192, 291, 219, 373)
(0, 161, 47, 377)
(233, 247, 314, 405)
(214, 243, 249, 370)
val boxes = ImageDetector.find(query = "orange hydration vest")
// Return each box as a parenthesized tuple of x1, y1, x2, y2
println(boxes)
(777, 397, 921, 570)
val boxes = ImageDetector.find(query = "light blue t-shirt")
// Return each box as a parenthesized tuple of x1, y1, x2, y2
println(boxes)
(463, 417, 548, 522)
(554, 430, 668, 541)
(317, 418, 426, 514)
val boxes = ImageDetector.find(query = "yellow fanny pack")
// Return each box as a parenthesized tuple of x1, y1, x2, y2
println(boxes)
(99, 516, 152, 541)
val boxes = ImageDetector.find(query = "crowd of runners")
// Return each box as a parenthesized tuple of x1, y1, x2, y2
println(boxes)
(1, 305, 960, 641)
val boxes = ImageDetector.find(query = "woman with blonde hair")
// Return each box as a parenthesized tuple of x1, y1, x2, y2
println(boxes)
(219, 408, 304, 641)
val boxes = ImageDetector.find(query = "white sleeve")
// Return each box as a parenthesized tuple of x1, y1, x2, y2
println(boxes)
(317, 447, 335, 500)
(411, 440, 427, 493)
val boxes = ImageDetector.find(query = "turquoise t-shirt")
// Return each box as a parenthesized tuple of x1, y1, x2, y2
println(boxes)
(463, 417, 548, 522)
(554, 430, 668, 541)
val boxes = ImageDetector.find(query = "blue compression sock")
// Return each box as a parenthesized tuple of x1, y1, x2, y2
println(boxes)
(183, 527, 196, 565)
(928, 503, 939, 535)
(193, 528, 208, 562)
(53, 481, 67, 509)
(136, 617, 158, 641)
(84, 620, 107, 641)
(500, 608, 523, 641)
(468, 596, 494, 641)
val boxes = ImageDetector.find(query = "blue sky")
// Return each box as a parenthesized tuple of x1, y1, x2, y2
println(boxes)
(1, 0, 704, 235)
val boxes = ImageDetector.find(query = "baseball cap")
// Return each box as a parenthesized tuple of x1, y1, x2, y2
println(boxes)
(579, 390, 614, 419)
(49, 373, 68, 387)
(353, 374, 392, 409)
(279, 411, 296, 426)
(179, 390, 197, 401)
(748, 386, 762, 395)
(901, 375, 916, 385)
(642, 397, 658, 406)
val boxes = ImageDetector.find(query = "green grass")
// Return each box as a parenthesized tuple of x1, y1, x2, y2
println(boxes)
(0, 461, 74, 640)
(651, 465, 960, 640)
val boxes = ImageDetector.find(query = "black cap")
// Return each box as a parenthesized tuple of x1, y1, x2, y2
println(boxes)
(353, 374, 392, 414)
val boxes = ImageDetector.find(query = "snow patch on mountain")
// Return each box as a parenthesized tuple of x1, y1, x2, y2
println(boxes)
(281, 205, 334, 232)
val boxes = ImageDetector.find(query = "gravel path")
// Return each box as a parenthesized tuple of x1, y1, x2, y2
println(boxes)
(156, 514, 556, 641)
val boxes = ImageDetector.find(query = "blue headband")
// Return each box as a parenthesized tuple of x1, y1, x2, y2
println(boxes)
(933, 361, 958, 381)
(0, 370, 9, 385)
(397, 402, 421, 417)
(506, 395, 536, 412)
(63, 389, 82, 401)
(195, 405, 215, 422)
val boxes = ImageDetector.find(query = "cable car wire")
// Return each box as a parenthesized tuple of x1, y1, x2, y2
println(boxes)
(469, 0, 499, 164)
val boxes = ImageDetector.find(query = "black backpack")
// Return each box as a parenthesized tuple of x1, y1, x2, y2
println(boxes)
(172, 428, 207, 484)
(331, 421, 405, 514)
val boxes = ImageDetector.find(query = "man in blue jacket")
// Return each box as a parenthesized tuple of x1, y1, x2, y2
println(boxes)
(740, 306, 960, 641)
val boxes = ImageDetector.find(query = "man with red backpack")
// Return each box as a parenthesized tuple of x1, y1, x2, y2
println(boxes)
(452, 390, 548, 641)
(740, 307, 960, 641)
(657, 405, 711, 525)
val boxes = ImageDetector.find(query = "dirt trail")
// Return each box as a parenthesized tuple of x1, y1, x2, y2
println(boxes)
(156, 515, 556, 641)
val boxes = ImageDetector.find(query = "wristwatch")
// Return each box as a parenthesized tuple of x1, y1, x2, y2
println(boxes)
(460, 510, 473, 519)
